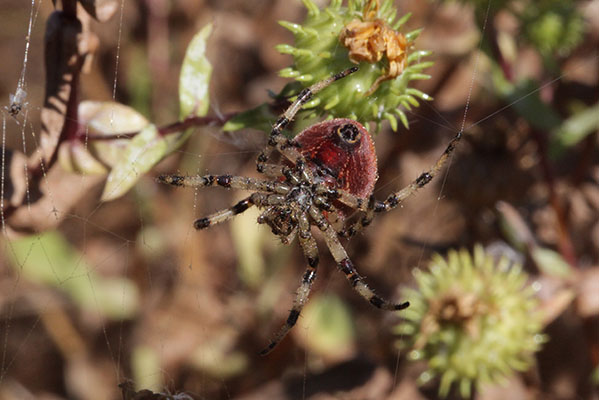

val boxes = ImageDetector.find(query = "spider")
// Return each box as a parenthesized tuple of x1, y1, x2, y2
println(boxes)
(4, 87, 28, 120)
(157, 67, 462, 355)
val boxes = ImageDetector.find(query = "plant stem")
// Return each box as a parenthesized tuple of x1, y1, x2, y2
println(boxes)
(81, 112, 236, 141)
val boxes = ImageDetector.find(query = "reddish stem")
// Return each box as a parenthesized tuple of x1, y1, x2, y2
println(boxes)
(158, 113, 235, 135)
(486, 17, 576, 267)
(530, 128, 578, 268)
(79, 112, 236, 141)
(486, 13, 513, 82)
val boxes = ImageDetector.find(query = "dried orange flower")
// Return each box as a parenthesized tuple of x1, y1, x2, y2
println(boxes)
(340, 0, 408, 95)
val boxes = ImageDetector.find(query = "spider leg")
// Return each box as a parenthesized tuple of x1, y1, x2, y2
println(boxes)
(334, 130, 464, 237)
(257, 67, 358, 172)
(157, 174, 290, 195)
(308, 206, 409, 311)
(336, 195, 376, 238)
(257, 163, 286, 178)
(260, 210, 319, 355)
(193, 192, 282, 230)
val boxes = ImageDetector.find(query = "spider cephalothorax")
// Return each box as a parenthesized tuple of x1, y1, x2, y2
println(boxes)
(158, 67, 462, 354)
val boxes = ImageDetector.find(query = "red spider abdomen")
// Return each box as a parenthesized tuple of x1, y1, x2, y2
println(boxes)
(293, 118, 378, 198)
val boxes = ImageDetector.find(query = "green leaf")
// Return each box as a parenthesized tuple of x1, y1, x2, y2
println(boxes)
(99, 24, 214, 201)
(58, 140, 109, 175)
(592, 364, 599, 386)
(101, 124, 165, 201)
(230, 206, 268, 289)
(296, 294, 355, 358)
(223, 81, 305, 133)
(7, 231, 139, 319)
(531, 246, 572, 278)
(189, 334, 248, 378)
(80, 101, 149, 136)
(506, 80, 563, 132)
(131, 345, 162, 392)
(550, 101, 599, 157)
(81, 101, 149, 167)
(179, 23, 213, 120)
(60, 101, 151, 175)
(223, 103, 277, 133)
(496, 201, 535, 251)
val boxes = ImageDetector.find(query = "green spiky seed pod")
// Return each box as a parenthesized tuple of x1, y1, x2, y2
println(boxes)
(452, 0, 584, 59)
(276, 0, 433, 131)
(521, 0, 584, 58)
(395, 245, 546, 398)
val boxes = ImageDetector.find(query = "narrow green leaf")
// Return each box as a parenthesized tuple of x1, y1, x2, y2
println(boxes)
(405, 28, 423, 41)
(407, 50, 432, 62)
(223, 103, 278, 133)
(506, 80, 562, 132)
(179, 23, 213, 119)
(131, 345, 162, 392)
(592, 364, 599, 385)
(531, 246, 573, 278)
(384, 112, 398, 131)
(278, 20, 304, 35)
(409, 61, 435, 71)
(393, 11, 412, 29)
(397, 110, 409, 129)
(406, 88, 433, 101)
(100, 25, 214, 201)
(409, 73, 432, 81)
(230, 207, 268, 289)
(550, 101, 599, 157)
(302, 0, 320, 16)
(101, 124, 165, 201)
(297, 294, 355, 358)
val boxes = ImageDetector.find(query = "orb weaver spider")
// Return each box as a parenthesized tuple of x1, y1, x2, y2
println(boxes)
(157, 67, 462, 354)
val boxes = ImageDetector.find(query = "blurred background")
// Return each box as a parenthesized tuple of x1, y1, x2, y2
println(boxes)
(0, 0, 598, 399)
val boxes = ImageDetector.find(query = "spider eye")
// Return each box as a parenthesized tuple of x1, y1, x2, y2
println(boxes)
(337, 123, 361, 144)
